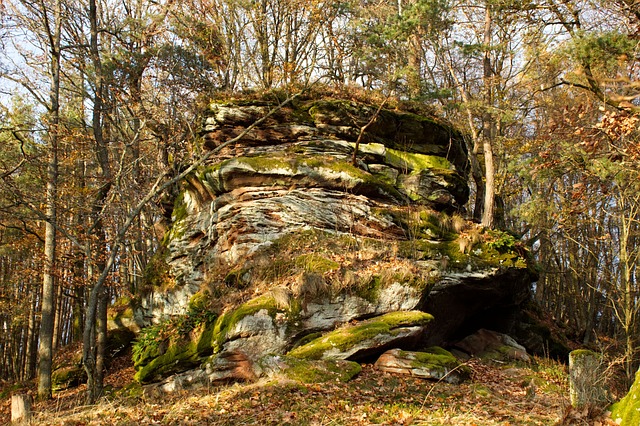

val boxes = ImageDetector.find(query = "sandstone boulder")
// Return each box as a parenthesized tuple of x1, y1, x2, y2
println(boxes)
(375, 347, 469, 384)
(152, 353, 362, 392)
(287, 311, 433, 361)
(453, 328, 530, 362)
(132, 96, 535, 385)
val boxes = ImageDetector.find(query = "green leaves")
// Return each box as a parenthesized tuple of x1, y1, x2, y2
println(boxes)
(569, 30, 638, 71)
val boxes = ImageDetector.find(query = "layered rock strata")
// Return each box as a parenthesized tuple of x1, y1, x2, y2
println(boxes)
(134, 96, 536, 384)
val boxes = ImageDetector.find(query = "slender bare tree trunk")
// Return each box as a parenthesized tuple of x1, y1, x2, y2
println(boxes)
(481, 2, 495, 228)
(37, 0, 62, 400)
(25, 289, 38, 379)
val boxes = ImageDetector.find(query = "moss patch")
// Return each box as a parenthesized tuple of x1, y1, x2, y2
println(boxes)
(192, 153, 406, 202)
(400, 346, 469, 378)
(134, 320, 216, 384)
(385, 148, 453, 172)
(188, 291, 210, 312)
(275, 357, 362, 383)
(132, 305, 218, 384)
(287, 311, 433, 360)
(356, 275, 383, 303)
(611, 369, 640, 425)
(141, 246, 174, 293)
(161, 190, 192, 244)
(397, 236, 527, 271)
(134, 341, 201, 383)
(212, 295, 279, 352)
(172, 190, 188, 223)
(52, 366, 86, 392)
(291, 332, 324, 350)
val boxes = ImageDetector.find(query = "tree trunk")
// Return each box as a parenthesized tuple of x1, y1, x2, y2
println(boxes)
(82, 0, 113, 402)
(435, 40, 485, 221)
(37, 0, 62, 400)
(37, 98, 58, 402)
(95, 286, 108, 397)
(408, 33, 422, 98)
(25, 289, 38, 379)
(52, 282, 63, 350)
(480, 1, 495, 229)
(569, 350, 606, 409)
(11, 394, 32, 425)
(72, 158, 86, 343)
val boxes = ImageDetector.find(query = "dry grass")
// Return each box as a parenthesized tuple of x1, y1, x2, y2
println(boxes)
(1, 355, 619, 426)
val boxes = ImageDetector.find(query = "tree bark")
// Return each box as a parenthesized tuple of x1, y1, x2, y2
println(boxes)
(569, 349, 606, 409)
(25, 289, 38, 379)
(83, 0, 113, 402)
(480, 1, 495, 228)
(37, 0, 62, 400)
(11, 394, 32, 425)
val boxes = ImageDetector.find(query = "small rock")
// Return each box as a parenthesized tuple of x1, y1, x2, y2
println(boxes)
(454, 329, 530, 362)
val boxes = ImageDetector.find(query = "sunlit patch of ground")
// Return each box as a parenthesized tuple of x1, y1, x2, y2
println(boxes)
(1, 355, 618, 425)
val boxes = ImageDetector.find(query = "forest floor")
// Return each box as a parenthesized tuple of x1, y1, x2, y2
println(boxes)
(0, 354, 620, 426)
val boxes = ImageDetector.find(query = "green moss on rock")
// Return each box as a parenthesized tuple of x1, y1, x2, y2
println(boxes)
(405, 346, 468, 374)
(132, 325, 164, 369)
(385, 148, 453, 172)
(236, 156, 296, 172)
(611, 368, 640, 426)
(134, 320, 216, 384)
(275, 357, 362, 383)
(141, 246, 174, 292)
(134, 341, 200, 383)
(52, 366, 86, 392)
(358, 275, 383, 303)
(291, 332, 324, 350)
(212, 295, 279, 352)
(379, 311, 433, 327)
(188, 291, 210, 313)
(569, 348, 598, 359)
(107, 296, 138, 334)
(192, 152, 407, 202)
(396, 235, 527, 271)
(287, 311, 433, 360)
(161, 190, 191, 244)
(172, 190, 188, 223)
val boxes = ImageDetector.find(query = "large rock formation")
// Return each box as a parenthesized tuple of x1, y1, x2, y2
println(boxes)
(134, 95, 537, 384)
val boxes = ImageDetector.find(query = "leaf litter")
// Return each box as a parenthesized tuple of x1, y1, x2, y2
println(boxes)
(0, 355, 619, 425)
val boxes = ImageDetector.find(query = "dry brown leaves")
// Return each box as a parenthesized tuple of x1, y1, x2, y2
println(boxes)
(0, 355, 621, 426)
